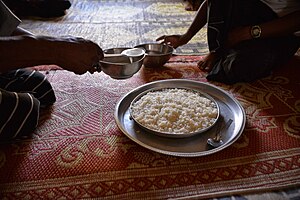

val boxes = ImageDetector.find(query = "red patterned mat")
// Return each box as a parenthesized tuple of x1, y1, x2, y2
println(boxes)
(0, 56, 299, 199)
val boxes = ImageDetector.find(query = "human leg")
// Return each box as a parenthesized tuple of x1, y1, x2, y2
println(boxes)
(206, 36, 300, 84)
(206, 0, 277, 52)
(0, 69, 56, 107)
(203, 0, 300, 84)
(0, 69, 56, 140)
(0, 89, 40, 140)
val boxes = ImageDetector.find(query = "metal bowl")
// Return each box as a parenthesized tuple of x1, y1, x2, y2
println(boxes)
(134, 43, 174, 67)
(129, 87, 220, 138)
(99, 54, 145, 79)
(104, 47, 131, 54)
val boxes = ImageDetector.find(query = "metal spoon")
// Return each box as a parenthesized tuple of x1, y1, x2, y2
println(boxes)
(207, 118, 233, 148)
(104, 48, 145, 63)
(122, 48, 145, 63)
(121, 48, 145, 57)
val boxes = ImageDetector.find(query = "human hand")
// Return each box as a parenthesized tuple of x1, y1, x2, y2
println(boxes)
(55, 36, 104, 74)
(156, 34, 187, 49)
(197, 52, 219, 72)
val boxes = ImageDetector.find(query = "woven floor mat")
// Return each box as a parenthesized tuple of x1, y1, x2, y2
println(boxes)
(20, 0, 208, 55)
(0, 56, 299, 199)
(4, 0, 299, 199)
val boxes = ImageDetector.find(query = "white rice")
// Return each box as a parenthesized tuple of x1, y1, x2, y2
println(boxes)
(130, 88, 218, 134)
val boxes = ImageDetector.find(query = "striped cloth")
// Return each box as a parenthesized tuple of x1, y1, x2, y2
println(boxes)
(0, 69, 56, 140)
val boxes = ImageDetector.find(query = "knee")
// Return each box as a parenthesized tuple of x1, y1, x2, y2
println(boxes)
(207, 50, 273, 84)
(0, 90, 40, 140)
(14, 69, 56, 106)
(29, 70, 56, 107)
(226, 51, 275, 83)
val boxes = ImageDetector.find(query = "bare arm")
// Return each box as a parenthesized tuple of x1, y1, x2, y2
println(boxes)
(181, 0, 208, 42)
(156, 0, 208, 48)
(227, 10, 300, 48)
(259, 10, 300, 38)
(0, 34, 103, 74)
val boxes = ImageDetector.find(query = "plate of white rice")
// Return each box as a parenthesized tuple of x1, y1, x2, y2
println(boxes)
(129, 87, 219, 138)
(114, 79, 246, 157)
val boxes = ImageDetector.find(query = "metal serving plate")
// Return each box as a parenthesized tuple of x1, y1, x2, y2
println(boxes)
(114, 79, 246, 157)
(129, 87, 220, 138)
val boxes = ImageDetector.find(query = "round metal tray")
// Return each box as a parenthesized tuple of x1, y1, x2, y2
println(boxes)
(129, 87, 220, 138)
(114, 79, 246, 157)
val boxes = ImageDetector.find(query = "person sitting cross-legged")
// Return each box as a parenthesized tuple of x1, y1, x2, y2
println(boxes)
(0, 0, 103, 140)
(157, 0, 300, 84)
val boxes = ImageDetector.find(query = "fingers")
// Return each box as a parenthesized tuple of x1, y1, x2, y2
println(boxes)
(97, 47, 104, 60)
(156, 35, 181, 49)
(89, 62, 101, 74)
(197, 60, 213, 72)
(197, 52, 220, 72)
(89, 43, 103, 74)
(93, 62, 101, 72)
(156, 35, 171, 44)
(91, 42, 104, 60)
(197, 60, 207, 71)
(156, 35, 165, 41)
(156, 35, 169, 45)
(198, 60, 204, 69)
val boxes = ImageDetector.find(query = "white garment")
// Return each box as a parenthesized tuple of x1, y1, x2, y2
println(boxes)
(0, 0, 21, 36)
(260, 0, 300, 17)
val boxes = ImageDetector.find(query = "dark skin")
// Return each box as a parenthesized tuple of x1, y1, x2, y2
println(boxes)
(157, 0, 300, 72)
(0, 27, 104, 74)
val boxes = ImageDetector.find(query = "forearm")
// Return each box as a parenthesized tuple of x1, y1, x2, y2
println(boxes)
(182, 0, 208, 42)
(1, 34, 103, 75)
(0, 35, 62, 72)
(227, 10, 300, 48)
(259, 11, 300, 39)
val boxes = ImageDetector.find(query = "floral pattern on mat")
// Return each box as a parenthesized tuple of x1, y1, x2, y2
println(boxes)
(2, 0, 299, 198)
(0, 56, 299, 199)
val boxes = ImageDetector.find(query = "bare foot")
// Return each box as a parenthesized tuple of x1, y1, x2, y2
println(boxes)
(197, 52, 219, 72)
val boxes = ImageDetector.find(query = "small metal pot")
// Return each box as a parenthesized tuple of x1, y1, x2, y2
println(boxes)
(99, 52, 145, 79)
(135, 43, 174, 67)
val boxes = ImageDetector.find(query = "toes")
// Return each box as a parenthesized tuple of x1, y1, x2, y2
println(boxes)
(197, 60, 205, 69)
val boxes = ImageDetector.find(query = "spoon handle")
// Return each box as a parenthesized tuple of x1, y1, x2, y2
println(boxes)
(207, 118, 234, 148)
(104, 53, 124, 57)
(215, 118, 233, 141)
(220, 119, 233, 138)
